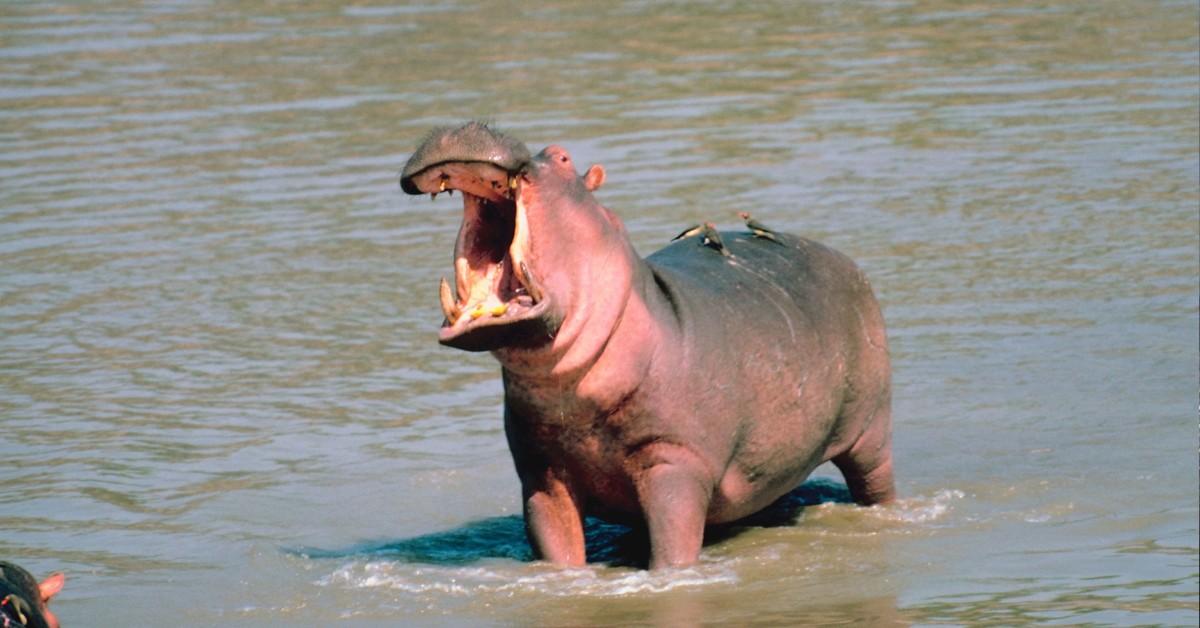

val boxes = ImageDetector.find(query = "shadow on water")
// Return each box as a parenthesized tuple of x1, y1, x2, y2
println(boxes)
(291, 478, 852, 568)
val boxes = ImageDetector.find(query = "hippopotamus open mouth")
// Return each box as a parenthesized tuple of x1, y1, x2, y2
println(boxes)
(400, 122, 552, 351)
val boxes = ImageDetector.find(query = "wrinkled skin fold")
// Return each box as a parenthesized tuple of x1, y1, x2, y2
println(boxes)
(401, 122, 895, 569)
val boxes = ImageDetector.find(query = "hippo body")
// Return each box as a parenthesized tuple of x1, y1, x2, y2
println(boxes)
(401, 123, 894, 568)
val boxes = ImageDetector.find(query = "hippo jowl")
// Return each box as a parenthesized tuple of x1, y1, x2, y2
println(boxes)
(400, 122, 895, 569)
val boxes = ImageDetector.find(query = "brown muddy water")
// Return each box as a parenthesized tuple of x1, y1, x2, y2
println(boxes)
(2, 1, 1197, 626)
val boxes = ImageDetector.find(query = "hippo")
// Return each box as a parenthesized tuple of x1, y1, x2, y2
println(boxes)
(400, 122, 895, 569)
(0, 561, 64, 628)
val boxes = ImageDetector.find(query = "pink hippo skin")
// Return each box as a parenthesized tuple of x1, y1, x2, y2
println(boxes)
(401, 122, 895, 569)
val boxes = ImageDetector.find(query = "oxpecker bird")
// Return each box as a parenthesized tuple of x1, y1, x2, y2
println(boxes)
(700, 222, 732, 257)
(671, 223, 704, 241)
(739, 211, 780, 243)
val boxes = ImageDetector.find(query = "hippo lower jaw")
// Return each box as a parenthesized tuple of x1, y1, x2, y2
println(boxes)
(406, 162, 552, 352)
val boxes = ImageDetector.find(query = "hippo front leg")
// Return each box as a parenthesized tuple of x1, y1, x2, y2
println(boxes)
(522, 474, 586, 566)
(632, 444, 714, 569)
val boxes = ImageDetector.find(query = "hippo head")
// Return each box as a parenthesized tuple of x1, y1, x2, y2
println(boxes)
(0, 561, 64, 628)
(401, 122, 620, 353)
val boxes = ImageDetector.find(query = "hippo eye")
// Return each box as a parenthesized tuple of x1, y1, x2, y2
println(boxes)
(559, 154, 569, 164)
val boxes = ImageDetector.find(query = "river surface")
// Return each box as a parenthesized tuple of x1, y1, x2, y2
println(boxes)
(2, 1, 1197, 626)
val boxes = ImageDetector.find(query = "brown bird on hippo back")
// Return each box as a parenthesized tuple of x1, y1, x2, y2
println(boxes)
(738, 211, 781, 243)
(401, 121, 895, 569)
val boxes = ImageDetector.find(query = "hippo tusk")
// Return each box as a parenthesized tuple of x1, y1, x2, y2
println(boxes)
(439, 277, 461, 323)
(519, 261, 543, 303)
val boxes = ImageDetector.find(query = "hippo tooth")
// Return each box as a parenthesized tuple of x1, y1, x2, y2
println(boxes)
(455, 256, 470, 302)
(512, 257, 526, 286)
(439, 277, 461, 323)
(491, 304, 508, 317)
(519, 261, 543, 303)
(439, 178, 447, 193)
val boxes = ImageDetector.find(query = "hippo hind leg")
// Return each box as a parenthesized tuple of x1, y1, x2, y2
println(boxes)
(831, 400, 896, 505)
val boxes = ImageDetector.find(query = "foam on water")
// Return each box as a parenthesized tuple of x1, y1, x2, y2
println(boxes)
(877, 489, 967, 525)
(797, 488, 968, 532)
(317, 559, 739, 598)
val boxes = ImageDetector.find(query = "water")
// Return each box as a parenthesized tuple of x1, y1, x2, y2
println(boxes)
(1, 1, 1196, 625)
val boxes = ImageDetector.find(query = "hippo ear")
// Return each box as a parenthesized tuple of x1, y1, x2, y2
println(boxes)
(584, 164, 606, 191)
(39, 572, 64, 602)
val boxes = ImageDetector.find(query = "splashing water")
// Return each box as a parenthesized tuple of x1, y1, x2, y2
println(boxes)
(319, 560, 740, 598)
